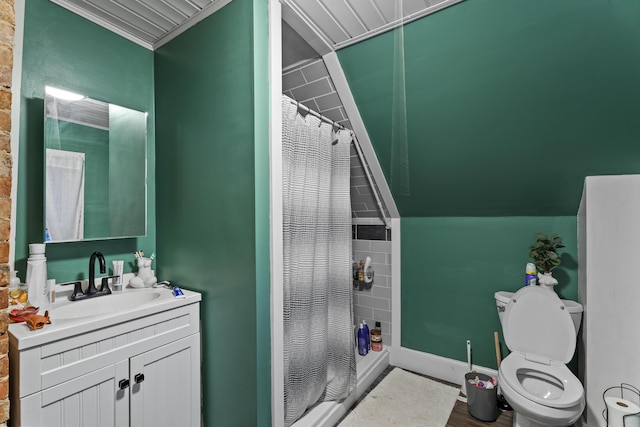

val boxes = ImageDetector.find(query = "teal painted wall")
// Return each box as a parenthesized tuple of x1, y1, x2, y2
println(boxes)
(335, 0, 640, 369)
(154, 0, 269, 424)
(18, 0, 155, 281)
(401, 217, 578, 369)
(338, 0, 640, 217)
(252, 0, 272, 424)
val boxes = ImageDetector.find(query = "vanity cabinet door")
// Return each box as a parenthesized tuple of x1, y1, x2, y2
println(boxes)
(19, 361, 129, 427)
(129, 334, 201, 427)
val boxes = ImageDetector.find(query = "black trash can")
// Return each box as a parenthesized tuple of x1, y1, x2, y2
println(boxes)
(465, 372, 499, 422)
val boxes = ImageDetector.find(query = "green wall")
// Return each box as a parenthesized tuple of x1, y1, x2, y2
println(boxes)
(402, 217, 578, 369)
(337, 0, 640, 369)
(18, 0, 155, 281)
(154, 0, 269, 424)
(338, 0, 640, 217)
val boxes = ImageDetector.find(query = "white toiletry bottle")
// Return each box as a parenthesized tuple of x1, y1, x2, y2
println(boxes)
(363, 256, 373, 284)
(26, 243, 49, 310)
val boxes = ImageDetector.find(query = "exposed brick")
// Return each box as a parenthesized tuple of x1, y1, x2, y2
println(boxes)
(0, 246, 6, 266)
(0, 220, 9, 241)
(0, 0, 15, 27)
(0, 48, 11, 76)
(0, 134, 7, 153)
(0, 377, 6, 401)
(0, 154, 9, 177)
(0, 334, 7, 355)
(0, 267, 7, 289)
(0, 66, 10, 89)
(0, 111, 8, 134)
(0, 199, 8, 220)
(0, 179, 9, 199)
(0, 355, 6, 377)
(0, 21, 13, 47)
(0, 91, 8, 110)
(0, 0, 12, 422)
(0, 399, 8, 424)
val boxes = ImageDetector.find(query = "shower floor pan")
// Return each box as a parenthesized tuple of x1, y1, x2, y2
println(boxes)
(291, 348, 390, 427)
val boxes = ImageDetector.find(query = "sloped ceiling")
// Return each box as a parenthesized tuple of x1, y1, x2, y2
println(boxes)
(337, 0, 640, 217)
(49, 0, 233, 49)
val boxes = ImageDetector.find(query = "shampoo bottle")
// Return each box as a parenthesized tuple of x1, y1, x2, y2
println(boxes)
(357, 323, 368, 356)
(362, 320, 370, 351)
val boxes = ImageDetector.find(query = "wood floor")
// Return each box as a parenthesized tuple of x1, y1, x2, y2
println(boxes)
(341, 365, 513, 427)
(446, 399, 513, 427)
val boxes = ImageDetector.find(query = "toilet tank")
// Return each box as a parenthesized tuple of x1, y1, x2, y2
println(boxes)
(494, 289, 583, 334)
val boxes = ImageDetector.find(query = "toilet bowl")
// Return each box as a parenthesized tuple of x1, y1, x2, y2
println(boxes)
(495, 286, 585, 427)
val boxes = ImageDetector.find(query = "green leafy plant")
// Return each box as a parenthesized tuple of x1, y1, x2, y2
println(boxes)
(529, 233, 565, 273)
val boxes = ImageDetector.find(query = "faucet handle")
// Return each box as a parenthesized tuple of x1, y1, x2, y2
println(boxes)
(99, 275, 117, 294)
(68, 281, 83, 301)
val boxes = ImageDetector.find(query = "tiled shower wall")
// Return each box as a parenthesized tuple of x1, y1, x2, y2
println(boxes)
(352, 224, 392, 348)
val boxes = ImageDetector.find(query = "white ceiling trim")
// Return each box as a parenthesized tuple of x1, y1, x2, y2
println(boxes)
(333, 0, 466, 51)
(49, 0, 234, 51)
(282, 0, 466, 53)
(281, 1, 333, 56)
(50, 0, 154, 50)
(153, 0, 233, 50)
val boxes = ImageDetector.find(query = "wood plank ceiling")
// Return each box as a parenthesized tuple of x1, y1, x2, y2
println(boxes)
(281, 0, 464, 54)
(50, 0, 463, 52)
(49, 0, 233, 50)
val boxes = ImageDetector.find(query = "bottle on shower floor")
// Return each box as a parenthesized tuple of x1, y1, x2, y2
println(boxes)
(357, 323, 368, 356)
(362, 320, 370, 351)
(371, 321, 382, 352)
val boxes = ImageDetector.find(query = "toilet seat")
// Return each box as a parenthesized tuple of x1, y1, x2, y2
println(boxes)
(500, 352, 583, 409)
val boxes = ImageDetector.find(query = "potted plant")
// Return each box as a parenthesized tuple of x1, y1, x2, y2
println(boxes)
(528, 233, 564, 290)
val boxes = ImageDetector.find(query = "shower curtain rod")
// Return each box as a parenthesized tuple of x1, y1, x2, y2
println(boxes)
(286, 96, 390, 228)
(290, 99, 347, 131)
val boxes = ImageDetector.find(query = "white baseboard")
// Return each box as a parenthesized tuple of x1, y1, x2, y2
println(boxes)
(390, 347, 497, 395)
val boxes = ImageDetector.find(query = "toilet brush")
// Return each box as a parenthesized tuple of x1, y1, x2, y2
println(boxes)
(494, 331, 513, 411)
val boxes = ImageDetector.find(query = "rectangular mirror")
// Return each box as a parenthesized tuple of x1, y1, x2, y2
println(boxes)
(44, 86, 147, 243)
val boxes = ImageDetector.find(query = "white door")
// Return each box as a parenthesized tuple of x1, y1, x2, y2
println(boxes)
(129, 334, 201, 427)
(20, 361, 129, 427)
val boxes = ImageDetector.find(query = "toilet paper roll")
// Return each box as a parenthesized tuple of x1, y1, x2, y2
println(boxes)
(605, 396, 640, 427)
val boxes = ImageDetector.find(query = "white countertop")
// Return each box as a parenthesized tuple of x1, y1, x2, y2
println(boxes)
(8, 285, 201, 350)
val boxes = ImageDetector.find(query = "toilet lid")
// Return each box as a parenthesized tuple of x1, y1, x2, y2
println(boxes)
(503, 286, 576, 364)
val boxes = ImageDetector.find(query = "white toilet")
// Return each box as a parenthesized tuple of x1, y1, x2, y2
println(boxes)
(494, 287, 585, 427)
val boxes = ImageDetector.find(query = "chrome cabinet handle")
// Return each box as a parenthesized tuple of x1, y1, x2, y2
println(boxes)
(135, 373, 145, 384)
(119, 379, 130, 390)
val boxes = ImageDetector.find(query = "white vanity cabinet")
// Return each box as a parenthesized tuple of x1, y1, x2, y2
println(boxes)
(8, 288, 201, 427)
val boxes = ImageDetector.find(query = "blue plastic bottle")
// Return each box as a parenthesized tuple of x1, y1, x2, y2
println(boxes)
(362, 320, 371, 351)
(357, 323, 368, 356)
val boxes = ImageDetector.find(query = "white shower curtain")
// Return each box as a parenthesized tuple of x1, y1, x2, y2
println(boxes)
(282, 95, 356, 426)
(46, 149, 85, 241)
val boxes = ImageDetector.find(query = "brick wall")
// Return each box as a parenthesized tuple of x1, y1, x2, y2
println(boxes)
(0, 0, 12, 425)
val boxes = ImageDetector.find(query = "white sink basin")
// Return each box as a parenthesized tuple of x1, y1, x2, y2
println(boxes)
(52, 291, 162, 320)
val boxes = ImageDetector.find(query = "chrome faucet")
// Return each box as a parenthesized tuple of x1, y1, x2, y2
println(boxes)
(69, 251, 113, 301)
